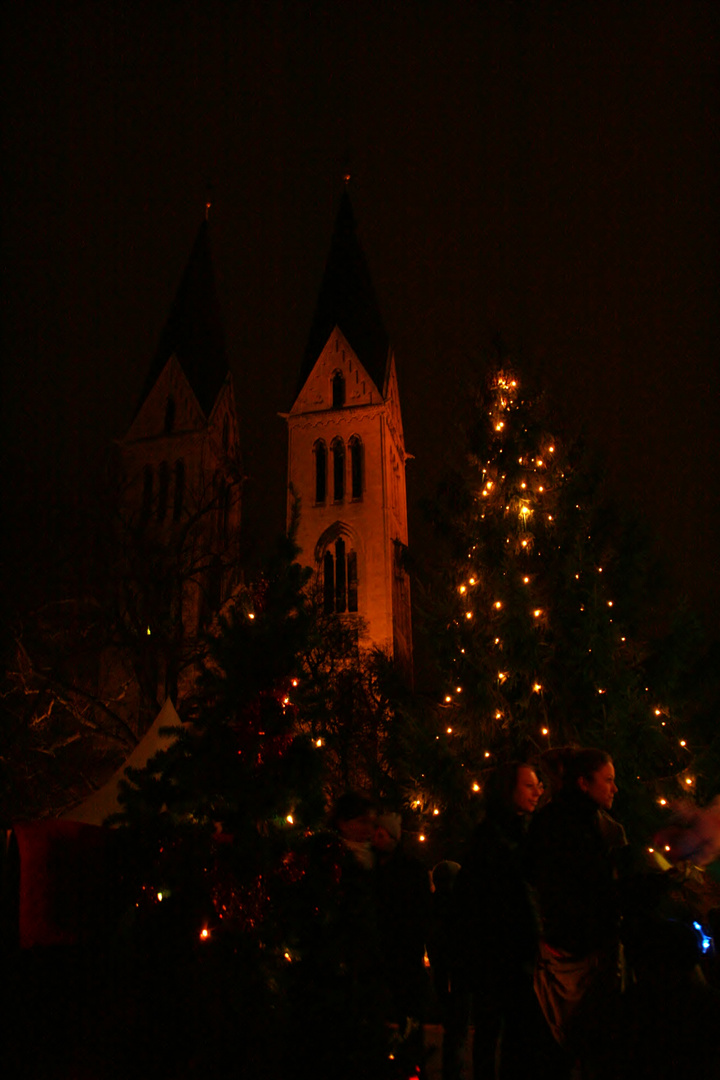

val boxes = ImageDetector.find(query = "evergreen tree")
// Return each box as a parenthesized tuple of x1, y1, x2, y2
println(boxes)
(112, 524, 399, 1077)
(110, 530, 329, 1076)
(417, 363, 720, 844)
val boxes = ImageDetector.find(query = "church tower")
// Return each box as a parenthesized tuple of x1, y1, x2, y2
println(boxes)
(116, 216, 242, 700)
(286, 191, 412, 676)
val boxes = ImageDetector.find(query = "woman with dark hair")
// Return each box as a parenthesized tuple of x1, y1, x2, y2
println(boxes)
(528, 748, 627, 1067)
(453, 762, 545, 1079)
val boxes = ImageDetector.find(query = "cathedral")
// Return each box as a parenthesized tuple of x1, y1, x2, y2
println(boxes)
(285, 190, 412, 675)
(120, 190, 412, 692)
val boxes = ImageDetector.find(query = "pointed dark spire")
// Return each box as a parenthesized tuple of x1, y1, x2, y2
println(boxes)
(138, 219, 228, 417)
(299, 190, 389, 395)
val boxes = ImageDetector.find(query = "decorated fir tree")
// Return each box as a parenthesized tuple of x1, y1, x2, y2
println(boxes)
(415, 363, 719, 845)
(112, 526, 397, 1077)
(110, 532, 328, 1076)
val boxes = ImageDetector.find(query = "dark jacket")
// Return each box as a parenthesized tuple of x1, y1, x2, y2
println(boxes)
(527, 789, 627, 956)
(376, 845, 432, 997)
(453, 809, 539, 991)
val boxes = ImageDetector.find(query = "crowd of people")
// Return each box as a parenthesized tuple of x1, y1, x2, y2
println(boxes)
(313, 749, 720, 1080)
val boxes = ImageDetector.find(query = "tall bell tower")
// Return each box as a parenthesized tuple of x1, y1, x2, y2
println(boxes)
(285, 191, 412, 676)
(115, 215, 242, 703)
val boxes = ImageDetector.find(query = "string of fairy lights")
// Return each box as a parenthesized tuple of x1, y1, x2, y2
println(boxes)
(131, 372, 701, 923)
(405, 369, 697, 842)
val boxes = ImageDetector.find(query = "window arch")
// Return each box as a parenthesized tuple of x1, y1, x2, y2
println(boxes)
(321, 533, 359, 615)
(349, 435, 363, 500)
(314, 440, 327, 503)
(157, 461, 170, 522)
(332, 371, 346, 408)
(323, 550, 335, 614)
(347, 551, 358, 612)
(332, 438, 345, 501)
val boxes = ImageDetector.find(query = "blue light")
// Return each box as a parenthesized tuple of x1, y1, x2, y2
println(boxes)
(693, 921, 712, 955)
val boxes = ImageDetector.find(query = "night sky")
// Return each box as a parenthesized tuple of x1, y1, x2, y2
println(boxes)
(3, 2, 719, 624)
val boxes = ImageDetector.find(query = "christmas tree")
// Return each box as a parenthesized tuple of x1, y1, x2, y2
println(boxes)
(415, 362, 720, 846)
(112, 524, 395, 1078)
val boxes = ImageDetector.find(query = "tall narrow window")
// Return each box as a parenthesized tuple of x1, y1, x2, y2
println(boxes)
(323, 551, 335, 614)
(332, 439, 345, 501)
(173, 459, 185, 521)
(335, 538, 347, 613)
(140, 465, 153, 524)
(314, 440, 327, 502)
(164, 394, 176, 433)
(222, 414, 229, 452)
(347, 551, 358, 612)
(322, 538, 358, 614)
(332, 371, 345, 408)
(157, 461, 170, 522)
(349, 436, 363, 499)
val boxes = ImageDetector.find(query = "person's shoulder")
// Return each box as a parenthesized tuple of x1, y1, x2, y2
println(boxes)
(530, 798, 568, 833)
(598, 809, 627, 848)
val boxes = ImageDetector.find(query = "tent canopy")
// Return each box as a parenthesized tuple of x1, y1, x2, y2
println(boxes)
(62, 697, 182, 825)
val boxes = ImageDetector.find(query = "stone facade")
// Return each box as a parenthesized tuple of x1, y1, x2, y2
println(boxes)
(287, 280, 412, 676)
(111, 220, 243, 707)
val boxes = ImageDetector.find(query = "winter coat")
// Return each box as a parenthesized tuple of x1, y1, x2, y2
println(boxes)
(527, 788, 627, 957)
(452, 809, 539, 993)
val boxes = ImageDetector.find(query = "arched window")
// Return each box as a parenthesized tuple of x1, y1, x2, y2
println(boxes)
(140, 465, 153, 524)
(332, 371, 345, 408)
(335, 538, 347, 613)
(157, 461, 170, 522)
(222, 414, 229, 452)
(349, 436, 363, 500)
(164, 394, 176, 434)
(314, 440, 327, 503)
(173, 459, 185, 521)
(332, 439, 345, 501)
(322, 537, 359, 615)
(323, 550, 335, 614)
(347, 551, 358, 612)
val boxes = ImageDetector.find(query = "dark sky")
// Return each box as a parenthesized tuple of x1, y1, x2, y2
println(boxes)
(2, 2, 719, 622)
